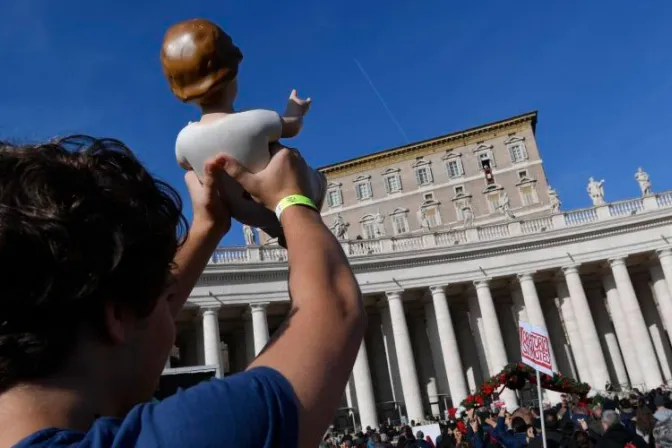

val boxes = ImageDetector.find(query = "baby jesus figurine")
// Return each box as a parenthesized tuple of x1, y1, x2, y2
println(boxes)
(160, 18, 326, 242)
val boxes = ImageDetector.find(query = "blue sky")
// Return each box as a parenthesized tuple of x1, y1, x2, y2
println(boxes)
(1, 0, 671, 246)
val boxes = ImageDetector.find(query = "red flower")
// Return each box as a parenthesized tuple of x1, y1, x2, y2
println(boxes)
(476, 395, 485, 406)
(466, 395, 474, 403)
(449, 408, 457, 417)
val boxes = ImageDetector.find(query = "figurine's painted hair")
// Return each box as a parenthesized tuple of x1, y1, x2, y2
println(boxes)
(0, 136, 188, 392)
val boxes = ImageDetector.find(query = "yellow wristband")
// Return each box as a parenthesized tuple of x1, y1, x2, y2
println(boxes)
(275, 194, 317, 220)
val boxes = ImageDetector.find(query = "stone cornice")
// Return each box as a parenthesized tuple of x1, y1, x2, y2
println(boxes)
(318, 111, 537, 178)
(199, 209, 672, 286)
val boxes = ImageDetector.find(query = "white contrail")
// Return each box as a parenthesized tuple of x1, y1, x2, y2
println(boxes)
(353, 58, 410, 144)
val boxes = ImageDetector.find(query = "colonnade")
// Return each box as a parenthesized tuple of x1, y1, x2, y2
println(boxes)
(187, 249, 672, 429)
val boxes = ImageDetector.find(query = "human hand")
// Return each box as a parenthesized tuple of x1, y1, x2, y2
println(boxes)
(184, 157, 231, 234)
(579, 419, 588, 431)
(286, 89, 312, 117)
(214, 143, 312, 212)
(470, 419, 479, 431)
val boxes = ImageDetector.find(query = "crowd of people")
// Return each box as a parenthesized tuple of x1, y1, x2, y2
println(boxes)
(321, 388, 672, 448)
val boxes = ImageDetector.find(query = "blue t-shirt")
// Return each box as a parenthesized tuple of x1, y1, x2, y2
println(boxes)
(14, 367, 298, 447)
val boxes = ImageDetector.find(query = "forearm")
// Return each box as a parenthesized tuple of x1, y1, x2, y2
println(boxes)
(169, 218, 226, 316)
(249, 206, 364, 447)
(281, 116, 304, 138)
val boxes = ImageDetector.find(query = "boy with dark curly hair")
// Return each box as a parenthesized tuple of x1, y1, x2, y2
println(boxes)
(0, 137, 364, 447)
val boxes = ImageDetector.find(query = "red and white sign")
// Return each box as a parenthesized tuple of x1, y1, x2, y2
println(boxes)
(519, 321, 553, 376)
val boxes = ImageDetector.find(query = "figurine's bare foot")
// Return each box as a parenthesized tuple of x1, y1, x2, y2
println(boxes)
(286, 89, 311, 117)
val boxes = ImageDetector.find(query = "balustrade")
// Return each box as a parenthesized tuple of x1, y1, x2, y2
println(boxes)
(208, 190, 672, 265)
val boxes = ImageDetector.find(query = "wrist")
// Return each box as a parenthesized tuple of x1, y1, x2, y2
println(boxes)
(191, 213, 230, 240)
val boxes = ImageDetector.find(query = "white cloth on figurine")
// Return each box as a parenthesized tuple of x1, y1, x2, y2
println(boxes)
(176, 109, 283, 177)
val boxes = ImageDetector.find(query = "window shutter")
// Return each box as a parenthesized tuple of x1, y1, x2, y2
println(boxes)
(327, 192, 334, 207)
(384, 177, 391, 194)
(415, 169, 422, 185)
(338, 189, 343, 205)
(398, 175, 403, 191)
(489, 150, 496, 168)
(355, 184, 362, 200)
(427, 167, 434, 183)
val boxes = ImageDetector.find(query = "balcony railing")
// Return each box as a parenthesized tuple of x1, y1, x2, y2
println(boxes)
(209, 192, 670, 265)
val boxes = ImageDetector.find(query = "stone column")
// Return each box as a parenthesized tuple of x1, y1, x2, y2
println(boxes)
(656, 249, 672, 309)
(511, 287, 529, 326)
(352, 341, 378, 429)
(385, 291, 424, 423)
(602, 273, 641, 387)
(554, 279, 592, 384)
(429, 285, 468, 406)
(473, 280, 518, 408)
(517, 273, 562, 403)
(562, 266, 609, 388)
(250, 302, 270, 356)
(651, 261, 672, 340)
(638, 278, 672, 383)
(202, 306, 224, 378)
(467, 294, 492, 377)
(609, 258, 663, 389)
(587, 283, 629, 389)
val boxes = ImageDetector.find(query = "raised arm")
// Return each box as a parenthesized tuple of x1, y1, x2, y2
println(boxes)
(281, 89, 312, 138)
(216, 145, 365, 448)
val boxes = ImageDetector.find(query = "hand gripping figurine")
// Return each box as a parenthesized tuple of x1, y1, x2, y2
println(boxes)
(160, 18, 326, 241)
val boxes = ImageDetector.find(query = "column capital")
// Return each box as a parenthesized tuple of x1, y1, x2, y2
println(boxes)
(607, 257, 627, 268)
(473, 279, 490, 289)
(429, 285, 448, 295)
(656, 247, 672, 259)
(517, 272, 536, 283)
(385, 290, 404, 301)
(249, 302, 270, 313)
(561, 265, 580, 275)
(200, 305, 221, 316)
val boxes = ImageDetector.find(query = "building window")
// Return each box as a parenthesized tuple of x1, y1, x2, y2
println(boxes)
(423, 192, 435, 201)
(360, 216, 376, 239)
(384, 173, 402, 194)
(486, 191, 501, 213)
(454, 185, 465, 196)
(477, 151, 496, 170)
(455, 199, 470, 220)
(353, 176, 373, 201)
(412, 158, 434, 186)
(390, 210, 410, 235)
(415, 166, 433, 186)
(519, 184, 538, 206)
(326, 188, 342, 208)
(506, 136, 528, 164)
(419, 198, 442, 228)
(423, 207, 440, 227)
(443, 152, 465, 179)
(518, 170, 528, 180)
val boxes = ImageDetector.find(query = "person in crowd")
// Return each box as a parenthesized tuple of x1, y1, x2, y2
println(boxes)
(493, 407, 528, 448)
(529, 411, 567, 448)
(635, 405, 656, 446)
(377, 433, 394, 448)
(596, 410, 648, 448)
(572, 429, 595, 448)
(414, 430, 432, 448)
(653, 417, 672, 448)
(620, 398, 638, 434)
(0, 137, 364, 447)
(655, 395, 672, 423)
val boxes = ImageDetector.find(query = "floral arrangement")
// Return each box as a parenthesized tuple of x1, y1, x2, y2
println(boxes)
(460, 362, 591, 409)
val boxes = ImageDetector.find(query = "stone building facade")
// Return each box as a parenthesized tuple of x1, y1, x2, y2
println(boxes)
(167, 112, 672, 432)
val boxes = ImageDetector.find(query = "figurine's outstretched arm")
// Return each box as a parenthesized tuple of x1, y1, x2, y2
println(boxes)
(281, 89, 311, 138)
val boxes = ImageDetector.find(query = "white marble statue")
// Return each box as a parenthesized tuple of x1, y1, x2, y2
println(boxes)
(462, 207, 474, 228)
(420, 210, 431, 232)
(498, 192, 515, 220)
(548, 185, 561, 213)
(243, 224, 256, 246)
(374, 211, 386, 237)
(635, 167, 651, 196)
(587, 177, 605, 206)
(330, 214, 349, 240)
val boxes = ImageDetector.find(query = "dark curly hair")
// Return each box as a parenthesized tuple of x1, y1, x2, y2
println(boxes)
(0, 135, 188, 392)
